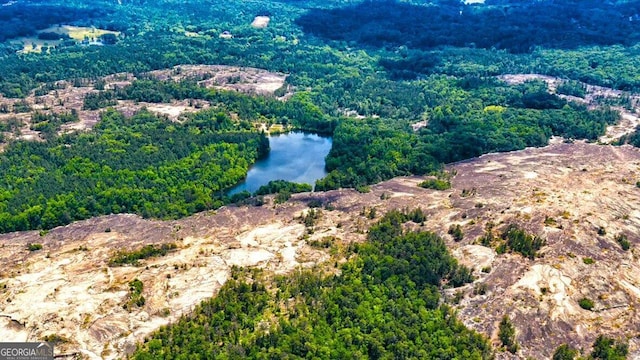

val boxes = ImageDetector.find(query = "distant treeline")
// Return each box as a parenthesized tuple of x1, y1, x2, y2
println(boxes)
(297, 0, 640, 53)
(0, 2, 109, 42)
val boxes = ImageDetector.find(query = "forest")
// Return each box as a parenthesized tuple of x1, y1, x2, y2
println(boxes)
(132, 210, 493, 359)
(0, 109, 268, 232)
(297, 0, 640, 53)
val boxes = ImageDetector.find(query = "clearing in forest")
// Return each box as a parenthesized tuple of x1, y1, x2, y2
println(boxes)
(12, 25, 120, 53)
(251, 16, 270, 28)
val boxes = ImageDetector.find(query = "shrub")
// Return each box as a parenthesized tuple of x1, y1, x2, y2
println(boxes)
(460, 188, 476, 197)
(307, 199, 323, 208)
(578, 297, 594, 311)
(27, 243, 43, 251)
(473, 283, 488, 295)
(308, 236, 333, 249)
(124, 278, 145, 310)
(498, 315, 518, 353)
(615, 233, 631, 251)
(302, 208, 321, 228)
(408, 208, 426, 223)
(448, 224, 464, 242)
(552, 344, 578, 360)
(591, 335, 628, 360)
(419, 178, 451, 190)
(583, 257, 595, 265)
(274, 191, 291, 204)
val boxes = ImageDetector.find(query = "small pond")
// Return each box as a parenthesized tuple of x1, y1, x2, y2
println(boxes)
(228, 132, 332, 195)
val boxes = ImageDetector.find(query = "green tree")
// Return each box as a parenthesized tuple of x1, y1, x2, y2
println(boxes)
(498, 315, 518, 354)
(591, 335, 628, 360)
(553, 344, 578, 360)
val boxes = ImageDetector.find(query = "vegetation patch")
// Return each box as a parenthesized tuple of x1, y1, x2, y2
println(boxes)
(552, 344, 578, 359)
(590, 335, 628, 360)
(254, 180, 313, 205)
(496, 224, 545, 260)
(301, 208, 321, 228)
(578, 297, 595, 311)
(418, 178, 451, 191)
(42, 334, 70, 345)
(255, 180, 312, 196)
(615, 233, 631, 251)
(27, 243, 43, 251)
(556, 80, 587, 98)
(308, 236, 334, 249)
(124, 279, 145, 311)
(498, 315, 518, 354)
(448, 224, 464, 242)
(109, 243, 178, 267)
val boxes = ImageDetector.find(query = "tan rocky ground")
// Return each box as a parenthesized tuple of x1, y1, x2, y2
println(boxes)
(0, 142, 639, 359)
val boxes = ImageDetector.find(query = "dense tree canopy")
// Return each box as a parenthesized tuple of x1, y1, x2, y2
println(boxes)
(132, 210, 492, 359)
(0, 109, 268, 232)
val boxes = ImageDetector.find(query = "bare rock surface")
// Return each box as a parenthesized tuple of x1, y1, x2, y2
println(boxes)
(1, 142, 640, 359)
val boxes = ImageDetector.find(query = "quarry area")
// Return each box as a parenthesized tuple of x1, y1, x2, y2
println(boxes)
(0, 142, 639, 359)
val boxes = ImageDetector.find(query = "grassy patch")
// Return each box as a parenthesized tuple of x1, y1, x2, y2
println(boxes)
(40, 25, 120, 42)
(13, 25, 120, 53)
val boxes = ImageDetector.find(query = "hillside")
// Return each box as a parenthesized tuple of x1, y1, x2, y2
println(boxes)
(0, 142, 638, 359)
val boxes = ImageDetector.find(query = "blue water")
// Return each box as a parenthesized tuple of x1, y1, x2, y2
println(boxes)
(228, 132, 332, 195)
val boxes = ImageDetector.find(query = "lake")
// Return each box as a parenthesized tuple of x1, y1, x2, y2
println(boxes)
(228, 132, 332, 195)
